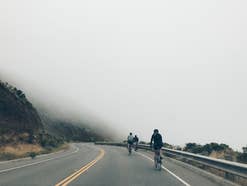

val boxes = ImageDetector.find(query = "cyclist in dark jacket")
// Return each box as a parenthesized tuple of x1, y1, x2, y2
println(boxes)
(133, 135, 139, 143)
(150, 129, 163, 150)
(133, 135, 139, 151)
(150, 129, 163, 167)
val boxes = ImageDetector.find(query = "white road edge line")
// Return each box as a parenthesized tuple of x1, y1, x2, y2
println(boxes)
(136, 152, 191, 186)
(0, 147, 79, 174)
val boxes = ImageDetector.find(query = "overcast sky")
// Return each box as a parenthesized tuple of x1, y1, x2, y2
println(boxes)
(1, 0, 247, 150)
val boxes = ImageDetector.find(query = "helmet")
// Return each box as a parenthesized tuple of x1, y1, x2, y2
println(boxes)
(154, 129, 159, 133)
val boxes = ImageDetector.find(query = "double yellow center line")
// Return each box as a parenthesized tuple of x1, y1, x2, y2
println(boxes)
(55, 148, 105, 186)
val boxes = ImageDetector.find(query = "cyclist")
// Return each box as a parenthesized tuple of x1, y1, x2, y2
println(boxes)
(150, 129, 163, 169)
(133, 135, 139, 151)
(127, 132, 134, 154)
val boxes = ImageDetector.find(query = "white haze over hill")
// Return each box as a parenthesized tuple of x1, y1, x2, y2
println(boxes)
(1, 0, 247, 150)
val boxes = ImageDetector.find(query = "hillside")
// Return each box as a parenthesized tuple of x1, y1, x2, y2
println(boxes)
(183, 142, 247, 164)
(0, 81, 43, 143)
(0, 80, 111, 160)
(40, 111, 111, 142)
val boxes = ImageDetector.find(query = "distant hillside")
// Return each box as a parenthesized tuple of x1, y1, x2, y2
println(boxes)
(0, 80, 111, 146)
(40, 111, 111, 142)
(0, 81, 43, 137)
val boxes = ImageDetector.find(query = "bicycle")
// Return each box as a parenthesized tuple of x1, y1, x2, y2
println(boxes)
(154, 148, 162, 170)
(134, 142, 138, 151)
(127, 143, 133, 155)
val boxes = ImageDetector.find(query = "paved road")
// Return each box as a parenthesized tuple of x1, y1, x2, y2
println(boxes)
(0, 143, 235, 186)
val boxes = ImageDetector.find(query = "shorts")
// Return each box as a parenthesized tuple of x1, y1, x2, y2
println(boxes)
(153, 145, 162, 150)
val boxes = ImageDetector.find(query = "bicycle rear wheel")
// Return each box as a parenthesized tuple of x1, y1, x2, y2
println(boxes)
(154, 153, 162, 170)
(157, 160, 161, 171)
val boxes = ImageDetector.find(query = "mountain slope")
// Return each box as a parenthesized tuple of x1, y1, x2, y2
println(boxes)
(0, 81, 43, 136)
(0, 80, 112, 146)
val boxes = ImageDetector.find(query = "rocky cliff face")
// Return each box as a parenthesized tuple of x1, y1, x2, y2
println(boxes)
(0, 81, 43, 136)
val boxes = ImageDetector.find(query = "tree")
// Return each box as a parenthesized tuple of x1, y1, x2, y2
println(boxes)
(237, 153, 247, 163)
(243, 146, 247, 154)
(184, 143, 203, 154)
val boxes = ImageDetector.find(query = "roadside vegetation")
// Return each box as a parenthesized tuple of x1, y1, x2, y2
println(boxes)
(136, 140, 247, 164)
(183, 142, 247, 164)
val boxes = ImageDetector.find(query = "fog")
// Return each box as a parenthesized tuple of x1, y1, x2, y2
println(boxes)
(1, 0, 247, 150)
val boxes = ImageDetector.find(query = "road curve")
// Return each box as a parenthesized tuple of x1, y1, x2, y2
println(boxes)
(0, 143, 235, 186)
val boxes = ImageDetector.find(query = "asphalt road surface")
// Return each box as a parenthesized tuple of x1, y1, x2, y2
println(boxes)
(0, 143, 235, 186)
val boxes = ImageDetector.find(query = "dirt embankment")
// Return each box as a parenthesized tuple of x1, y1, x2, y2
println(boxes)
(0, 143, 43, 160)
(0, 144, 43, 156)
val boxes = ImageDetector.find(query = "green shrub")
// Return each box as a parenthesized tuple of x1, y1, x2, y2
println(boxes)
(237, 153, 247, 163)
(184, 142, 230, 154)
(28, 152, 37, 159)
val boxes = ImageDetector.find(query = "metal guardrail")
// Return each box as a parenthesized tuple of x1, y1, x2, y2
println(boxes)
(95, 142, 247, 186)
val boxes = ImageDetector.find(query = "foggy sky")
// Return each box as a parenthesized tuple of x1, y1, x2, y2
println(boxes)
(1, 0, 247, 150)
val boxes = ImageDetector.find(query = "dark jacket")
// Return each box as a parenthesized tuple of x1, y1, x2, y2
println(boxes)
(133, 136, 139, 143)
(150, 133, 163, 149)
